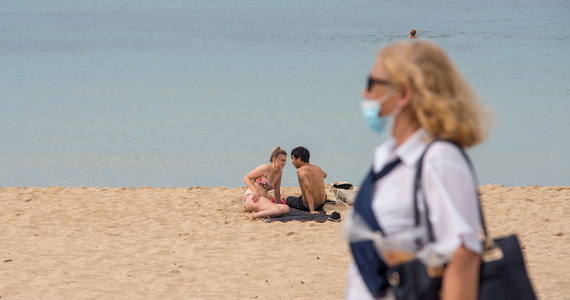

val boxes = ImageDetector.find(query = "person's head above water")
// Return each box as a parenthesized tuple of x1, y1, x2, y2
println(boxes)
(409, 28, 417, 39)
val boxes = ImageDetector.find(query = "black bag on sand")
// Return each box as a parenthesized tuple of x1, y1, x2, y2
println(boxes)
(386, 141, 537, 300)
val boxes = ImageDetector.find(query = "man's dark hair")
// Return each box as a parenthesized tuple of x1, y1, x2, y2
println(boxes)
(291, 146, 310, 163)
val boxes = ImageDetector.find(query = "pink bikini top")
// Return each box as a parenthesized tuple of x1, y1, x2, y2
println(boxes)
(254, 177, 274, 191)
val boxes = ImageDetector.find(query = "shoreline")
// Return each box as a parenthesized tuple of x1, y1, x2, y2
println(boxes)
(1, 185, 568, 298)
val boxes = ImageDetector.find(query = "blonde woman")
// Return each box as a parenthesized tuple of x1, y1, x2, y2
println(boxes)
(243, 147, 290, 219)
(347, 40, 489, 300)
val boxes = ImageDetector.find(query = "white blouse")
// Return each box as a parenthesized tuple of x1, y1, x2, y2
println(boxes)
(345, 129, 482, 300)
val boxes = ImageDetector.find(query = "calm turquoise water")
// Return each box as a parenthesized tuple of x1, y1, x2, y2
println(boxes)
(1, 1, 569, 187)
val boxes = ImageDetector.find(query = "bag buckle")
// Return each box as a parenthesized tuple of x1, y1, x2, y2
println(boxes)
(426, 265, 445, 278)
(483, 245, 504, 262)
(388, 271, 400, 286)
(483, 239, 504, 262)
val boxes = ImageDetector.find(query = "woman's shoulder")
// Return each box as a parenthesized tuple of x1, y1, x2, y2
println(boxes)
(423, 140, 469, 169)
(428, 140, 463, 154)
(257, 163, 271, 170)
(258, 164, 273, 175)
(422, 140, 477, 193)
(249, 163, 271, 176)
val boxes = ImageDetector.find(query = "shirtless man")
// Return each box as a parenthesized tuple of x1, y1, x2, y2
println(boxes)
(286, 146, 328, 214)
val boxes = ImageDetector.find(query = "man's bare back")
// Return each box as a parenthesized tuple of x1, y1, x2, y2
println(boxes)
(297, 164, 327, 212)
(288, 147, 328, 213)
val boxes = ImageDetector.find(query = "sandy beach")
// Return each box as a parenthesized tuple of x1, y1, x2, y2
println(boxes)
(0, 184, 568, 299)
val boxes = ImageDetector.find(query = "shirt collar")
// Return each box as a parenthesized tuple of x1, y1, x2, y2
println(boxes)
(373, 128, 432, 172)
(394, 128, 432, 166)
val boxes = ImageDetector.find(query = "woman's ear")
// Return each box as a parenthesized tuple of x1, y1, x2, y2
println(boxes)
(398, 85, 414, 107)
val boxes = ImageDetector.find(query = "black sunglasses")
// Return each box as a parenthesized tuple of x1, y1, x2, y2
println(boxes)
(366, 75, 391, 92)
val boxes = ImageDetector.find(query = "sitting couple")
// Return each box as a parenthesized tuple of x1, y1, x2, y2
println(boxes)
(242, 146, 328, 219)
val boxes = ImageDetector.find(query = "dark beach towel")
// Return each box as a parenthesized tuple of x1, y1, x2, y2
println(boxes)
(269, 207, 334, 223)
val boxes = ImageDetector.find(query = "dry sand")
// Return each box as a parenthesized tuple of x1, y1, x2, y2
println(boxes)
(0, 185, 568, 299)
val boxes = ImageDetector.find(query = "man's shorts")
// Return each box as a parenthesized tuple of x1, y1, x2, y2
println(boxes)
(286, 195, 325, 211)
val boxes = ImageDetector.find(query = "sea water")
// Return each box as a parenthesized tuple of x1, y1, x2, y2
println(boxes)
(1, 0, 569, 187)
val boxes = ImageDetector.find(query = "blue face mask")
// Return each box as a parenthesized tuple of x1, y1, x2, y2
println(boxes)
(361, 91, 396, 134)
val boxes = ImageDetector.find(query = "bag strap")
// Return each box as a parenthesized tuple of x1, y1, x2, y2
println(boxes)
(349, 158, 403, 298)
(413, 140, 490, 244)
(413, 142, 436, 242)
(354, 158, 402, 235)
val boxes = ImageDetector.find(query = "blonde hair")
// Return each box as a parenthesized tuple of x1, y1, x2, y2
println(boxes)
(378, 40, 490, 148)
(269, 146, 287, 162)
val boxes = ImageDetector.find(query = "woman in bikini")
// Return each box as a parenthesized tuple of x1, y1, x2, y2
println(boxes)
(242, 147, 290, 219)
